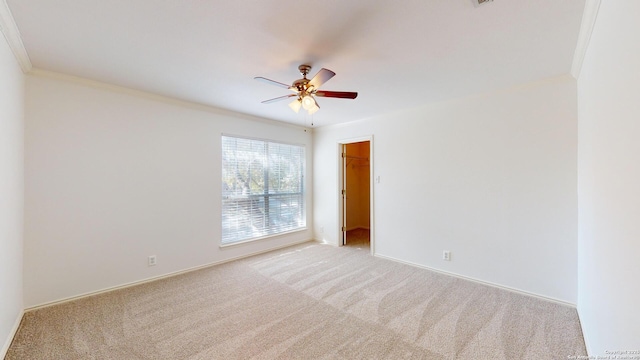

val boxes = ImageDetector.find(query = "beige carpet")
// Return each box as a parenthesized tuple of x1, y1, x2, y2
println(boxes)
(6, 241, 586, 359)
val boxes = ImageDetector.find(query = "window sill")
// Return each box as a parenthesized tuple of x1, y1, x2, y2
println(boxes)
(219, 228, 308, 249)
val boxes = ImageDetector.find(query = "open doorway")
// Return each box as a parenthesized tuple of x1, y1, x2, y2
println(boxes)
(339, 138, 373, 252)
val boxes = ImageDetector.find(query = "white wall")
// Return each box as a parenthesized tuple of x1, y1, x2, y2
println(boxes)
(314, 76, 578, 303)
(0, 31, 24, 355)
(24, 73, 313, 308)
(577, 1, 640, 355)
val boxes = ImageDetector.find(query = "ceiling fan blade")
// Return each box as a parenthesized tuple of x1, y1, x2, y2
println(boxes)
(315, 90, 358, 99)
(254, 77, 291, 89)
(307, 68, 336, 90)
(261, 94, 297, 104)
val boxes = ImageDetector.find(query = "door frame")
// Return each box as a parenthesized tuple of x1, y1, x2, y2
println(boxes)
(336, 135, 374, 255)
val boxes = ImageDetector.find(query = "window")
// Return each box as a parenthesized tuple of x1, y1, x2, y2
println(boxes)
(221, 135, 305, 245)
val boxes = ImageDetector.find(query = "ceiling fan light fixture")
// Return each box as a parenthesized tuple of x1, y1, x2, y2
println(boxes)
(308, 102, 320, 115)
(288, 99, 302, 113)
(301, 95, 316, 110)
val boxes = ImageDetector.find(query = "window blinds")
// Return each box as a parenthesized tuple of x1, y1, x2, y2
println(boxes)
(221, 135, 305, 244)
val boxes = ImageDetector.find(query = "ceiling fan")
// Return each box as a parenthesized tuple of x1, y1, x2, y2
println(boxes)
(255, 65, 358, 115)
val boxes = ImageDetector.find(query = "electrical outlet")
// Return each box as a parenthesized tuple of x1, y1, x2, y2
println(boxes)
(148, 255, 157, 266)
(443, 251, 451, 261)
(320, 226, 324, 233)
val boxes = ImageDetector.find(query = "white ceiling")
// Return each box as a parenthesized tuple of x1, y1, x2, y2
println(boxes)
(7, 0, 585, 127)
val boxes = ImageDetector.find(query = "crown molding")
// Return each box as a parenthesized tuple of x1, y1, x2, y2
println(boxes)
(571, 0, 601, 79)
(0, 0, 32, 72)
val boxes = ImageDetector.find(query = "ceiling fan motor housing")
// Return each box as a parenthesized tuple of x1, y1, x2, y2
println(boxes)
(292, 78, 310, 93)
(294, 65, 313, 93)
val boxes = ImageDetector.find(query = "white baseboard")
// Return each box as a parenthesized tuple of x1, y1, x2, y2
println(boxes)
(374, 253, 577, 308)
(1, 309, 24, 358)
(26, 239, 314, 312)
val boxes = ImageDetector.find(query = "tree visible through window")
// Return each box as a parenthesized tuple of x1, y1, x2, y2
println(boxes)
(221, 135, 305, 245)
